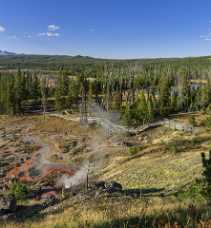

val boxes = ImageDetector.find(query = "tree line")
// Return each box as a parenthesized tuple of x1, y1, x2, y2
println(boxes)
(1, 64, 211, 126)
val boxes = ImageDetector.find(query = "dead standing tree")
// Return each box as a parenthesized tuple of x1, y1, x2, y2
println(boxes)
(103, 64, 113, 112)
(117, 67, 124, 109)
(40, 75, 49, 120)
(125, 63, 136, 109)
(80, 73, 88, 125)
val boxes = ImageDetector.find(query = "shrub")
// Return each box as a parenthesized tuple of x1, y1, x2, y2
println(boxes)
(9, 181, 28, 200)
(176, 180, 205, 203)
(166, 143, 178, 153)
(128, 146, 141, 155)
(165, 136, 206, 154)
(53, 224, 69, 228)
(206, 104, 211, 114)
(188, 116, 196, 127)
(201, 151, 211, 199)
(203, 116, 211, 128)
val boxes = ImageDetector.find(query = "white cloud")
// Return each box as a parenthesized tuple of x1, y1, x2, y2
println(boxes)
(0, 25, 5, 32)
(48, 24, 60, 31)
(47, 32, 60, 37)
(37, 24, 60, 38)
(37, 32, 46, 37)
(37, 32, 60, 37)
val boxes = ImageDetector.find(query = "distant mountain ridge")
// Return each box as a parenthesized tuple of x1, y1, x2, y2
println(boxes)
(0, 50, 16, 56)
(0, 50, 210, 72)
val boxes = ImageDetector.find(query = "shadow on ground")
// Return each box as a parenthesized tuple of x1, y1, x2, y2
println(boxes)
(122, 187, 165, 198)
(0, 187, 165, 223)
(92, 205, 211, 228)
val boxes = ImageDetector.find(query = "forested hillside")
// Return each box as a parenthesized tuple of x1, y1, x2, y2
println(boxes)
(0, 54, 211, 74)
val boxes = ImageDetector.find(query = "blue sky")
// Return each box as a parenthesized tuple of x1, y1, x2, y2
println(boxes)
(0, 0, 211, 59)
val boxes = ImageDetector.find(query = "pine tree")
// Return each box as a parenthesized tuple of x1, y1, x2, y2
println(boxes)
(148, 95, 155, 122)
(159, 75, 171, 116)
(40, 76, 49, 120)
(171, 92, 178, 113)
(31, 75, 41, 100)
(67, 78, 80, 109)
(181, 74, 191, 112)
(13, 69, 24, 114)
(55, 69, 69, 111)
(200, 79, 211, 110)
(123, 103, 132, 125)
(88, 80, 93, 105)
(137, 90, 149, 124)
(79, 73, 88, 124)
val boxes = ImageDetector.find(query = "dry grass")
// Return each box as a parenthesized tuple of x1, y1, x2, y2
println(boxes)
(1, 114, 211, 227)
(1, 197, 200, 228)
(101, 120, 211, 191)
(32, 116, 85, 136)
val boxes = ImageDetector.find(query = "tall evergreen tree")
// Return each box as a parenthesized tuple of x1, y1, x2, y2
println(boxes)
(67, 78, 80, 109)
(137, 90, 149, 124)
(171, 92, 178, 113)
(148, 95, 155, 122)
(13, 69, 24, 114)
(181, 74, 191, 112)
(159, 75, 171, 116)
(55, 69, 69, 111)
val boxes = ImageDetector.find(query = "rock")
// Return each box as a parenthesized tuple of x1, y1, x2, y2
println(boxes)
(123, 141, 134, 147)
(0, 195, 16, 214)
(105, 181, 122, 193)
(41, 191, 58, 202)
(95, 181, 106, 189)
(0, 213, 14, 220)
(94, 181, 122, 193)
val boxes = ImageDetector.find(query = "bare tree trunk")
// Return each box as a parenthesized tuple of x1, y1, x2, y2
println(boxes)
(103, 64, 113, 112)
(118, 70, 123, 109)
(80, 74, 88, 125)
(40, 75, 49, 121)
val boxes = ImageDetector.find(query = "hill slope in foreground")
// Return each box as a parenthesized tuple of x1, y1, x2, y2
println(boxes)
(1, 113, 211, 227)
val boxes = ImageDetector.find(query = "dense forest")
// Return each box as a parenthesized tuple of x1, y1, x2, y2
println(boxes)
(0, 54, 211, 73)
(1, 55, 211, 125)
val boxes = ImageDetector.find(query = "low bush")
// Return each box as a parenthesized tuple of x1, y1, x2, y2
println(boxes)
(203, 116, 211, 128)
(128, 146, 141, 155)
(176, 180, 206, 203)
(165, 136, 209, 154)
(188, 115, 197, 127)
(9, 180, 28, 200)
